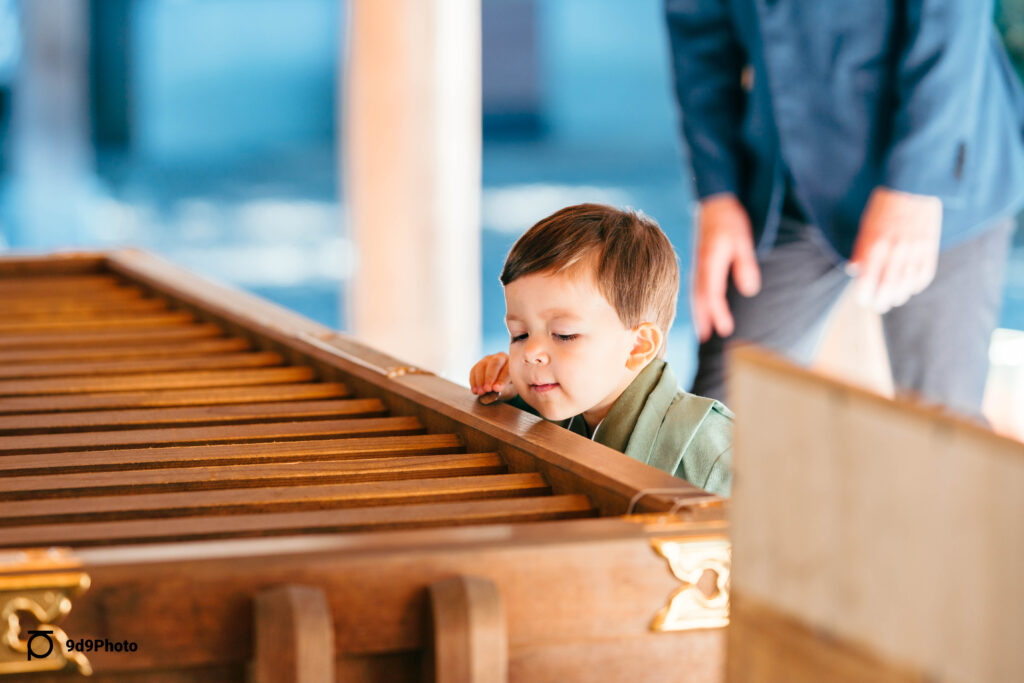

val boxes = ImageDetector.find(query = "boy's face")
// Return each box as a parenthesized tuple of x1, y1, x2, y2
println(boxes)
(504, 262, 642, 426)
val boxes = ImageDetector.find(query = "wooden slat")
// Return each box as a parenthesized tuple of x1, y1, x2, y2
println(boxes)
(0, 473, 553, 526)
(0, 311, 195, 334)
(0, 366, 317, 396)
(0, 494, 595, 547)
(0, 453, 507, 499)
(2, 296, 168, 318)
(0, 381, 349, 414)
(0, 398, 383, 434)
(0, 322, 226, 349)
(0, 274, 124, 291)
(0, 336, 251, 364)
(0, 416, 424, 454)
(0, 350, 285, 379)
(0, 433, 465, 477)
(0, 254, 104, 277)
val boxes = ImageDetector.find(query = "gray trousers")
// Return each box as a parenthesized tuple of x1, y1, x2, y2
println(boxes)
(691, 217, 1016, 417)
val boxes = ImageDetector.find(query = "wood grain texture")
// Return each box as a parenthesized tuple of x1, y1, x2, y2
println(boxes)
(729, 347, 1024, 683)
(0, 322, 227, 349)
(0, 415, 422, 454)
(0, 473, 553, 526)
(0, 336, 251, 364)
(0, 398, 383, 434)
(0, 452, 507, 499)
(0, 310, 195, 333)
(727, 593, 924, 683)
(0, 494, 594, 547)
(253, 585, 335, 683)
(0, 366, 317, 396)
(425, 576, 507, 683)
(0, 382, 349, 414)
(0, 434, 464, 477)
(41, 516, 718, 675)
(0, 350, 285, 379)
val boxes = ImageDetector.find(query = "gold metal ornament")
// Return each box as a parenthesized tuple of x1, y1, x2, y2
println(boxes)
(649, 537, 731, 632)
(0, 549, 92, 676)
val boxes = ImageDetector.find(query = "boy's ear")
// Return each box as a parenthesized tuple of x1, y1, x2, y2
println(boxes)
(626, 323, 662, 371)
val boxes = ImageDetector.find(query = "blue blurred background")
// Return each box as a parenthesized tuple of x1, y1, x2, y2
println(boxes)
(0, 0, 1021, 387)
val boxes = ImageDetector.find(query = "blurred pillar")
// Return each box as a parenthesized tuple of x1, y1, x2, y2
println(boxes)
(343, 0, 481, 380)
(8, 0, 92, 247)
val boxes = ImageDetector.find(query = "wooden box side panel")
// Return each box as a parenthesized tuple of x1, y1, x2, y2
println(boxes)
(728, 348, 1024, 682)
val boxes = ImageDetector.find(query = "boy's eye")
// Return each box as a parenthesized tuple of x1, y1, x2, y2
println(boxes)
(554, 333, 579, 342)
(510, 333, 527, 343)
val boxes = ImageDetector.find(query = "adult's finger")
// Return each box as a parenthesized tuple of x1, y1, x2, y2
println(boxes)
(732, 235, 761, 297)
(853, 237, 890, 310)
(694, 240, 734, 340)
(874, 241, 913, 312)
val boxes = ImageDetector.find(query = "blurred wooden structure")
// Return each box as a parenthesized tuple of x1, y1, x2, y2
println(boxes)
(728, 347, 1024, 682)
(0, 251, 727, 681)
(344, 0, 482, 380)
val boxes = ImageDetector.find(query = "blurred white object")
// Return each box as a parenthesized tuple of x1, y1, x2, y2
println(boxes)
(983, 328, 1024, 440)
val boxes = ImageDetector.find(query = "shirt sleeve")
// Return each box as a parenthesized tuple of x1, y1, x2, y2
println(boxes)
(674, 402, 734, 497)
(882, 0, 991, 201)
(664, 0, 746, 199)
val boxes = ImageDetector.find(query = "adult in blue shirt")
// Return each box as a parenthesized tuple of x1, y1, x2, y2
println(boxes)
(666, 0, 1024, 415)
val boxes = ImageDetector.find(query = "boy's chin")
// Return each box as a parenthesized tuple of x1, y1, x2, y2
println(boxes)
(522, 399, 576, 422)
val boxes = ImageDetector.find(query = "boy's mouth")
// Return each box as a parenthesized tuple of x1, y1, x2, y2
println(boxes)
(529, 382, 559, 394)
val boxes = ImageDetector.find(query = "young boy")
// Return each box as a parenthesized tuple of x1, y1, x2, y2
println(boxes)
(469, 203, 733, 496)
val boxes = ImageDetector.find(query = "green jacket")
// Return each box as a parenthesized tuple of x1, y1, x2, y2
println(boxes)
(508, 359, 733, 496)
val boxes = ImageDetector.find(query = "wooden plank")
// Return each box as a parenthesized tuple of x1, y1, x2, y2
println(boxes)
(0, 415, 423, 454)
(728, 347, 1024, 683)
(425, 576, 507, 683)
(0, 252, 104, 276)
(0, 273, 124, 291)
(0, 350, 285, 379)
(2, 296, 168, 318)
(0, 336, 251, 364)
(726, 593, 925, 683)
(0, 398, 382, 434)
(253, 585, 336, 683)
(0, 453, 507, 499)
(26, 516, 716, 674)
(0, 433, 465, 477)
(0, 494, 594, 547)
(0, 382, 349, 415)
(0, 311, 195, 334)
(1, 289, 150, 307)
(0, 473, 552, 526)
(0, 366, 318, 396)
(0, 322, 226, 349)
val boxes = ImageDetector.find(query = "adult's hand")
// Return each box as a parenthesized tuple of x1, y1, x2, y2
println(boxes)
(848, 187, 942, 314)
(692, 193, 761, 341)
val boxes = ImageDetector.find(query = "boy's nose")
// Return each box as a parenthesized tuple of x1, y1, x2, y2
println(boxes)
(523, 341, 548, 365)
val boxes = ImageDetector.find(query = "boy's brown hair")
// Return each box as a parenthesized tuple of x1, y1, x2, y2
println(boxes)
(501, 203, 680, 357)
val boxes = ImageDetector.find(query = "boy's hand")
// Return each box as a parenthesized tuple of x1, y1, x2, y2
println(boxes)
(469, 352, 517, 398)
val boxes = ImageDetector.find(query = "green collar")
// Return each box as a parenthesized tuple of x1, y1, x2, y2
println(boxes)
(565, 359, 668, 451)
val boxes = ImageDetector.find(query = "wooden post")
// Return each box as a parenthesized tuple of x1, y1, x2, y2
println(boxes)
(252, 585, 336, 683)
(8, 0, 92, 247)
(343, 0, 482, 381)
(425, 575, 507, 683)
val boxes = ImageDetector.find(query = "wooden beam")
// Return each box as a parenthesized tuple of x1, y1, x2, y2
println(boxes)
(425, 576, 507, 683)
(253, 585, 335, 683)
(344, 0, 482, 379)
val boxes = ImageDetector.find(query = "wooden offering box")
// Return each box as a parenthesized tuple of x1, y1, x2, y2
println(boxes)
(0, 251, 729, 682)
(727, 348, 1024, 683)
